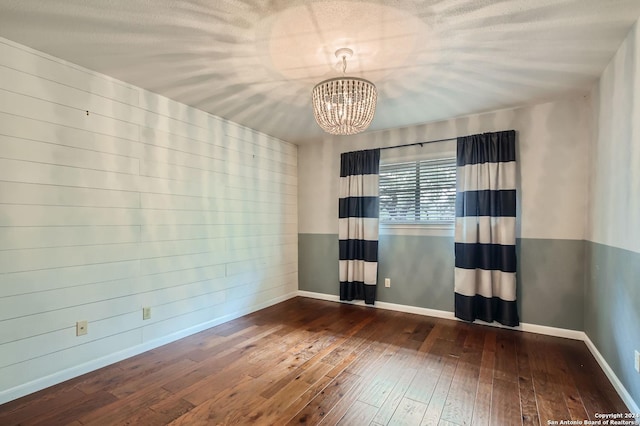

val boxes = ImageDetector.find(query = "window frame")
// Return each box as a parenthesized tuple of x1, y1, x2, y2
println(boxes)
(378, 155, 457, 230)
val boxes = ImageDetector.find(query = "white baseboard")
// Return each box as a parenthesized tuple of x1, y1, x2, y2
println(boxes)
(297, 290, 638, 412)
(583, 335, 640, 413)
(0, 291, 298, 405)
(298, 290, 456, 320)
(297, 290, 584, 340)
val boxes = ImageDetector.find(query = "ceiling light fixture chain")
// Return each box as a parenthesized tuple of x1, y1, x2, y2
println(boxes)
(336, 47, 352, 75)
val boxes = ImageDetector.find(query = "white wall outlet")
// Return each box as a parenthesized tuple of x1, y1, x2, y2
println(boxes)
(143, 307, 151, 320)
(76, 320, 88, 336)
(635, 350, 639, 373)
(384, 278, 391, 288)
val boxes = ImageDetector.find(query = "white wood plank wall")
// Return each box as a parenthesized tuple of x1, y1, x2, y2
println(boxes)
(0, 37, 298, 403)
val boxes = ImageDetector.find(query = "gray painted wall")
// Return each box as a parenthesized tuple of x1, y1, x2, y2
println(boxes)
(585, 242, 640, 405)
(299, 233, 585, 330)
(587, 17, 640, 408)
(518, 238, 585, 331)
(298, 233, 339, 295)
(377, 235, 455, 312)
(297, 95, 592, 333)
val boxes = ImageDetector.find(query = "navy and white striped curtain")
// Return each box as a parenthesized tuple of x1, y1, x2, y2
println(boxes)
(339, 149, 380, 305)
(454, 130, 518, 326)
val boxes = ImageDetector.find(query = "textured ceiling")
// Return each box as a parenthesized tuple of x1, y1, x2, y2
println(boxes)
(1, 0, 640, 144)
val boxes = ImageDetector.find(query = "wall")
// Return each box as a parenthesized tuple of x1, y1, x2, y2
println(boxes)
(299, 95, 591, 330)
(587, 18, 640, 407)
(0, 37, 297, 403)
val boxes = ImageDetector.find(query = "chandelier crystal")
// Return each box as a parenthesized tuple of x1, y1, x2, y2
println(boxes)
(312, 48, 377, 135)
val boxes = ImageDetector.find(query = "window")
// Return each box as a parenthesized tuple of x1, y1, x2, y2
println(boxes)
(379, 157, 457, 224)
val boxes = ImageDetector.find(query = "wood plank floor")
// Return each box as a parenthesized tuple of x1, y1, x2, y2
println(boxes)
(0, 297, 630, 425)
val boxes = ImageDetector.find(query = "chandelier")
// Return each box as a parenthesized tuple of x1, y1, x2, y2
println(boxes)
(312, 48, 377, 135)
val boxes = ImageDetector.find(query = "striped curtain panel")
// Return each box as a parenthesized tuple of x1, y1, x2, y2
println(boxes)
(454, 130, 519, 326)
(339, 149, 380, 305)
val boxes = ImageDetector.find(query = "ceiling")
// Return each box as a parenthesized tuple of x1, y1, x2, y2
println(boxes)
(1, 0, 639, 144)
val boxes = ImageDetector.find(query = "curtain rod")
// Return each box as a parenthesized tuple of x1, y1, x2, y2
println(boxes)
(379, 136, 456, 151)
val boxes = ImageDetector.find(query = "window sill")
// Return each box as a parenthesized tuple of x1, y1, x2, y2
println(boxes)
(379, 222, 454, 237)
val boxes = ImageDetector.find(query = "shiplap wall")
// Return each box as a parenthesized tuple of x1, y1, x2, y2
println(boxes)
(0, 37, 298, 403)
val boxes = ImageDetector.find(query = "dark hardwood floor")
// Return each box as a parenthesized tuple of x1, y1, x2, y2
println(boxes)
(0, 297, 629, 425)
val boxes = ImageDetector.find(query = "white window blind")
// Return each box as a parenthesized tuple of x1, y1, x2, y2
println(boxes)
(379, 157, 457, 224)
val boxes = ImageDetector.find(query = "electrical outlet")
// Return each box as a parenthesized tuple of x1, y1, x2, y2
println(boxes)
(384, 278, 391, 288)
(76, 320, 88, 336)
(635, 350, 639, 373)
(143, 307, 151, 320)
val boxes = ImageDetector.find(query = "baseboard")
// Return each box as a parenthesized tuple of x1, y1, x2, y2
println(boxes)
(583, 335, 640, 413)
(0, 291, 298, 405)
(297, 290, 584, 340)
(298, 290, 639, 412)
(476, 318, 585, 341)
(298, 290, 457, 320)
